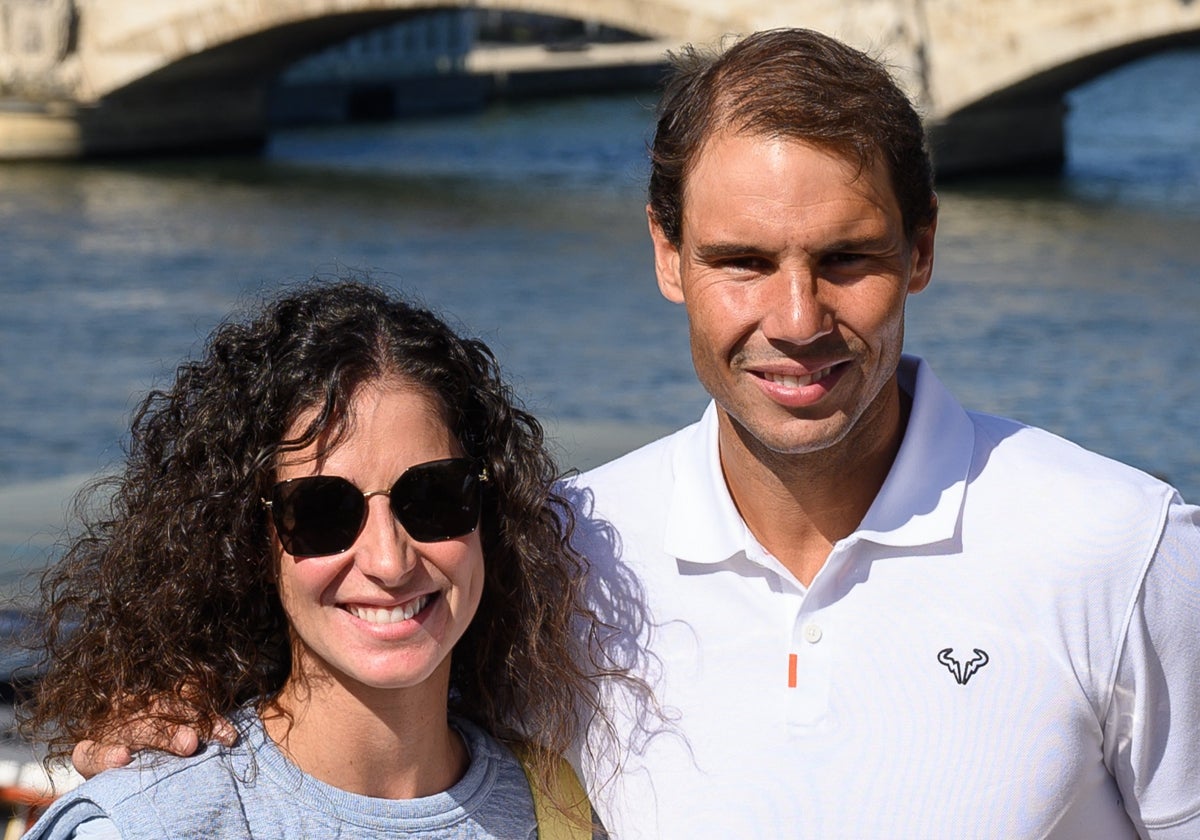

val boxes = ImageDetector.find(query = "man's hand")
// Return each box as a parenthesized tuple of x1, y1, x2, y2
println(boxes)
(70, 716, 238, 779)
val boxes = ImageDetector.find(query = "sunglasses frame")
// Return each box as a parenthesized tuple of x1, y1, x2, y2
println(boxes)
(263, 457, 488, 557)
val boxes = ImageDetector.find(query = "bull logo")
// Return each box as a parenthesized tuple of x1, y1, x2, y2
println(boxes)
(937, 648, 989, 685)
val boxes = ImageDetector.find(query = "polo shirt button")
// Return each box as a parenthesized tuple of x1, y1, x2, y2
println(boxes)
(803, 623, 823, 643)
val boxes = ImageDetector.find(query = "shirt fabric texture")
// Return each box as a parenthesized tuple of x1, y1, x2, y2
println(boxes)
(563, 355, 1200, 840)
(25, 713, 539, 839)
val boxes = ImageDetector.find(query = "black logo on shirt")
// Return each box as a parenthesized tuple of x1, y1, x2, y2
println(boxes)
(937, 648, 989, 685)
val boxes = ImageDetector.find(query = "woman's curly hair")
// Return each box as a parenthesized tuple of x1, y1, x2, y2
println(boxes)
(20, 278, 611, 805)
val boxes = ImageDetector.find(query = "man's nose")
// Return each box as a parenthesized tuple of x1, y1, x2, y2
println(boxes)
(759, 268, 834, 345)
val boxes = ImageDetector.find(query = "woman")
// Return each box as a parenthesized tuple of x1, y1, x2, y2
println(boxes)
(20, 280, 611, 838)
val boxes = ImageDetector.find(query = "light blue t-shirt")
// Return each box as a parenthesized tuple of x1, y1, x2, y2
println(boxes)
(26, 713, 538, 839)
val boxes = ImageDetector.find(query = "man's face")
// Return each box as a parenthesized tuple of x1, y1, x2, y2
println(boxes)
(650, 132, 935, 464)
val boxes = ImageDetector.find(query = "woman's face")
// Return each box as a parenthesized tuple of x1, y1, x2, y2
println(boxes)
(271, 380, 485, 698)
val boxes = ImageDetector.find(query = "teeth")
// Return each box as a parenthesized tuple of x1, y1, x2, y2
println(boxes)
(764, 367, 831, 388)
(348, 594, 431, 625)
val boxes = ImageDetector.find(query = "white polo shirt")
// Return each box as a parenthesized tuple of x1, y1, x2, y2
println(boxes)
(564, 355, 1200, 840)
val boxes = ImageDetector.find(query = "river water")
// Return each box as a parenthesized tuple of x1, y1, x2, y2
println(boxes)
(1, 50, 1198, 589)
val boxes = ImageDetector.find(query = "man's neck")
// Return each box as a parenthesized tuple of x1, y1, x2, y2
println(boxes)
(718, 386, 911, 587)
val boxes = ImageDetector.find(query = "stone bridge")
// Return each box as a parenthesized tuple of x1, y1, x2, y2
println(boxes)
(2, 0, 1199, 172)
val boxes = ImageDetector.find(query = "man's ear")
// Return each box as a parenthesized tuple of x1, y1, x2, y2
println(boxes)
(907, 195, 938, 295)
(648, 205, 685, 304)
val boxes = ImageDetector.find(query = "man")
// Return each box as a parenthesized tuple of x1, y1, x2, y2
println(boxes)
(73, 28, 1199, 839)
(559, 27, 1199, 840)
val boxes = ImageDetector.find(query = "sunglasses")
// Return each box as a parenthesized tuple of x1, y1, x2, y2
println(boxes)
(264, 457, 487, 557)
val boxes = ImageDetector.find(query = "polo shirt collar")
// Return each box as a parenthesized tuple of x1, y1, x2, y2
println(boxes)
(660, 355, 972, 565)
(854, 355, 972, 547)
(661, 401, 748, 565)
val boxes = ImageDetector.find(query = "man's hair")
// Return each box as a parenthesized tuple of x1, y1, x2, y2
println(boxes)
(648, 27, 936, 245)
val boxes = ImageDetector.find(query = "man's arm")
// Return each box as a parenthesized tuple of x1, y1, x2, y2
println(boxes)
(1105, 499, 1200, 837)
(71, 716, 236, 778)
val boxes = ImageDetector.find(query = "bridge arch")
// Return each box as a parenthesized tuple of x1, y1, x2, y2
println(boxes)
(925, 9, 1200, 174)
(79, 1, 717, 102)
(39, 1, 700, 158)
(938, 29, 1200, 115)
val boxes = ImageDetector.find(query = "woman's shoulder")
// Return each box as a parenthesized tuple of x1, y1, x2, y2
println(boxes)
(26, 812, 121, 840)
(450, 716, 533, 798)
(24, 733, 255, 839)
(463, 722, 595, 840)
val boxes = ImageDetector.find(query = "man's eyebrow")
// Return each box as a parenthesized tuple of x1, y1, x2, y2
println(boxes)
(692, 242, 765, 260)
(819, 233, 903, 254)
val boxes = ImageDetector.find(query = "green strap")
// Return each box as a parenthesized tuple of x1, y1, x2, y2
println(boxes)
(512, 745, 592, 840)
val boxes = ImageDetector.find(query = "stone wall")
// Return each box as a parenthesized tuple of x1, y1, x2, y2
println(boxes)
(0, 0, 76, 97)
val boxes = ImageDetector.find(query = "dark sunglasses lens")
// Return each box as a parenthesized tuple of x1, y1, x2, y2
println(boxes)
(391, 458, 482, 542)
(272, 476, 365, 556)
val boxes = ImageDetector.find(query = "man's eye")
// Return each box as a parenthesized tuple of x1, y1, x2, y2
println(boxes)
(717, 256, 771, 272)
(827, 252, 867, 266)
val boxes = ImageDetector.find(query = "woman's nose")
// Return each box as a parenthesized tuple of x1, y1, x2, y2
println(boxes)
(351, 496, 416, 585)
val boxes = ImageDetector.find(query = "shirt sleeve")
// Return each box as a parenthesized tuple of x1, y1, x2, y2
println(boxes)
(1105, 498, 1200, 838)
(22, 798, 118, 840)
(70, 816, 124, 840)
